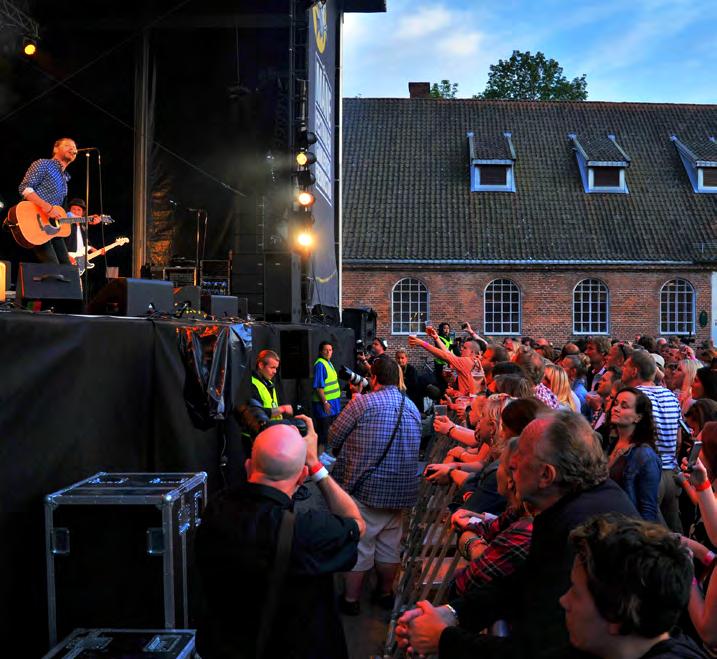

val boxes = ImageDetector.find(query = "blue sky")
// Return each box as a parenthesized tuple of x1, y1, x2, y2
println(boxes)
(342, 0, 716, 103)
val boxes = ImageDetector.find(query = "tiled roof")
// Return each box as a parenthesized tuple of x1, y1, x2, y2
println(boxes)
(673, 135, 717, 165)
(342, 99, 717, 264)
(570, 133, 629, 164)
(469, 132, 515, 161)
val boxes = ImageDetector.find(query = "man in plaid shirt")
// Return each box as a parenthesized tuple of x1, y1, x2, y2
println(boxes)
(329, 356, 421, 614)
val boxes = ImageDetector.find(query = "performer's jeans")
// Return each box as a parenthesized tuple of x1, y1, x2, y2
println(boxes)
(33, 237, 70, 265)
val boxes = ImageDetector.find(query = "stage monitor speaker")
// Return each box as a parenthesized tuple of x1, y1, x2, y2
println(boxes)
(88, 278, 174, 316)
(312, 304, 341, 326)
(18, 262, 83, 312)
(264, 252, 300, 323)
(342, 307, 377, 345)
(174, 285, 201, 310)
(279, 329, 311, 380)
(201, 294, 239, 318)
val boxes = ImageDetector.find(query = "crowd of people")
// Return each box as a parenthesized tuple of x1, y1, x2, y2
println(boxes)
(194, 326, 717, 658)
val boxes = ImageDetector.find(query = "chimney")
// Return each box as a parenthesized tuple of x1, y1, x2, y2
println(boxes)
(408, 82, 431, 99)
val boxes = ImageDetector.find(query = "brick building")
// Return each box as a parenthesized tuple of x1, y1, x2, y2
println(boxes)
(341, 91, 717, 354)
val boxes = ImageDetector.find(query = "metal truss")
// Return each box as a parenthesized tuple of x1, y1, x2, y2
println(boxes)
(0, 0, 40, 40)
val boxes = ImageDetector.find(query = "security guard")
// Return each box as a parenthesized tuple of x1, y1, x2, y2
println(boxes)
(433, 322, 454, 388)
(312, 341, 341, 448)
(250, 349, 293, 421)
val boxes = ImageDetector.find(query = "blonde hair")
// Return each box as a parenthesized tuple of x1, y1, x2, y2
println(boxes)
(544, 363, 578, 412)
(482, 393, 515, 458)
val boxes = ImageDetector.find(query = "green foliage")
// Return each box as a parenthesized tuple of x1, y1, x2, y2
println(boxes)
(430, 80, 459, 99)
(475, 50, 588, 101)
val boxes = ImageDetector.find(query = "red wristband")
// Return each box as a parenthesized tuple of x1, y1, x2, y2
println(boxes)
(696, 480, 713, 492)
(308, 463, 324, 476)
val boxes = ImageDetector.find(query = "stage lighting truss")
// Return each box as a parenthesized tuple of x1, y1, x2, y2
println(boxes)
(0, 1, 40, 54)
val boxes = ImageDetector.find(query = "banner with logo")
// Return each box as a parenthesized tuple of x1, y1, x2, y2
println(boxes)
(307, 0, 338, 308)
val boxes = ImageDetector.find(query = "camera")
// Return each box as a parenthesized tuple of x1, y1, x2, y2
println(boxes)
(461, 323, 468, 330)
(339, 365, 369, 389)
(235, 401, 308, 440)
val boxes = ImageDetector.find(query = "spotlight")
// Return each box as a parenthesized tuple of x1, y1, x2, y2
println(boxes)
(296, 230, 314, 249)
(23, 37, 37, 56)
(297, 190, 315, 207)
(296, 151, 316, 167)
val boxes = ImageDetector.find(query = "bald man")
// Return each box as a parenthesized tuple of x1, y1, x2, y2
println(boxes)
(196, 417, 364, 659)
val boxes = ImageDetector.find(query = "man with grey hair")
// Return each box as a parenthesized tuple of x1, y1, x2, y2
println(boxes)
(196, 418, 365, 659)
(396, 411, 637, 659)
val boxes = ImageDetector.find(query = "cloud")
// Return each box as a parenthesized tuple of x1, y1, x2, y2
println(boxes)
(436, 31, 483, 57)
(395, 6, 453, 39)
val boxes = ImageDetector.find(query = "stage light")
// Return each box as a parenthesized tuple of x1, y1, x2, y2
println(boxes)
(23, 38, 37, 56)
(297, 190, 315, 207)
(296, 151, 316, 167)
(296, 230, 314, 249)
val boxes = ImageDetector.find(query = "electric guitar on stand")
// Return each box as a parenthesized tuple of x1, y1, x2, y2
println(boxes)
(69, 237, 130, 275)
(4, 201, 113, 248)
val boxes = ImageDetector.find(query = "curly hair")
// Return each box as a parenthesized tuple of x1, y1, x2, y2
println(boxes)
(570, 513, 692, 638)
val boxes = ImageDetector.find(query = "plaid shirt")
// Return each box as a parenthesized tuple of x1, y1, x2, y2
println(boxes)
(328, 385, 421, 509)
(453, 509, 533, 597)
(19, 158, 70, 206)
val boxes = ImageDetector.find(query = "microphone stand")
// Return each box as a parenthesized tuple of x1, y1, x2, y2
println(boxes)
(83, 153, 91, 308)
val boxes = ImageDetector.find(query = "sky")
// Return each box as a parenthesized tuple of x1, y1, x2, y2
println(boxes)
(342, 0, 717, 103)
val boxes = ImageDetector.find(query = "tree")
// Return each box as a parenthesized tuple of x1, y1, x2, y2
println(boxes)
(430, 80, 459, 99)
(476, 50, 587, 101)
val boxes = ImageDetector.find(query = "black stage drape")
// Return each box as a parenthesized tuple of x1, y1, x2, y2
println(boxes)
(0, 311, 353, 653)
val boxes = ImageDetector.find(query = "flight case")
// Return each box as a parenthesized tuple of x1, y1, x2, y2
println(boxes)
(45, 472, 207, 646)
(43, 628, 196, 658)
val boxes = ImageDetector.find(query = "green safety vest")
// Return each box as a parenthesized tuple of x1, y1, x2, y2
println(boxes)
(251, 376, 282, 420)
(312, 357, 340, 402)
(435, 335, 453, 366)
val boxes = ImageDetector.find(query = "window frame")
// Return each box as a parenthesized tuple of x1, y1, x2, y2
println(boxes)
(471, 163, 516, 192)
(587, 165, 628, 193)
(659, 278, 696, 336)
(698, 167, 717, 192)
(391, 277, 429, 336)
(483, 278, 521, 336)
(572, 278, 610, 335)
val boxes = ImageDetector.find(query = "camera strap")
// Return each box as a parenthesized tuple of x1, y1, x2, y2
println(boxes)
(349, 392, 406, 496)
(255, 508, 295, 659)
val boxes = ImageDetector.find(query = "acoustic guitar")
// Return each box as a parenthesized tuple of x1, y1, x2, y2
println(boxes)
(69, 237, 130, 275)
(5, 201, 113, 248)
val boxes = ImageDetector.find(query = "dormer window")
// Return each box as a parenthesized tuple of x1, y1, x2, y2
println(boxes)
(672, 135, 717, 193)
(468, 131, 516, 192)
(569, 133, 630, 194)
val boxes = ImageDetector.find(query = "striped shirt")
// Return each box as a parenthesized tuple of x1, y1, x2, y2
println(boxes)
(19, 158, 70, 206)
(637, 385, 681, 470)
(328, 385, 421, 509)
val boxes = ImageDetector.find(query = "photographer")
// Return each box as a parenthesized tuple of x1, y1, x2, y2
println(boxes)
(195, 417, 364, 659)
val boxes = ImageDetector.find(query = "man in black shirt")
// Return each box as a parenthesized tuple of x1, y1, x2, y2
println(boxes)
(196, 417, 365, 659)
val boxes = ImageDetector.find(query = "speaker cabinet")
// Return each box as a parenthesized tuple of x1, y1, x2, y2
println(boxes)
(264, 252, 300, 323)
(88, 278, 174, 316)
(18, 262, 83, 312)
(342, 307, 377, 345)
(279, 329, 311, 379)
(201, 294, 239, 318)
(174, 285, 201, 310)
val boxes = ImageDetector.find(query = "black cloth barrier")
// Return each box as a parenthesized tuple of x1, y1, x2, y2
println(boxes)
(0, 310, 354, 654)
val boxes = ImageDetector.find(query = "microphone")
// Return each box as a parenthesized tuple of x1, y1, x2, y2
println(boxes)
(76, 147, 98, 152)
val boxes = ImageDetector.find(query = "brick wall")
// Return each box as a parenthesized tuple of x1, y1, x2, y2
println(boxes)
(342, 267, 713, 358)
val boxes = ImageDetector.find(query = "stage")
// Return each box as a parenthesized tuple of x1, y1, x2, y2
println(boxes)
(0, 308, 353, 653)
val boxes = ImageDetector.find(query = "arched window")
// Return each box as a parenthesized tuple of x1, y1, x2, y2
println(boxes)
(484, 279, 520, 335)
(391, 278, 429, 335)
(573, 279, 609, 335)
(660, 279, 695, 335)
